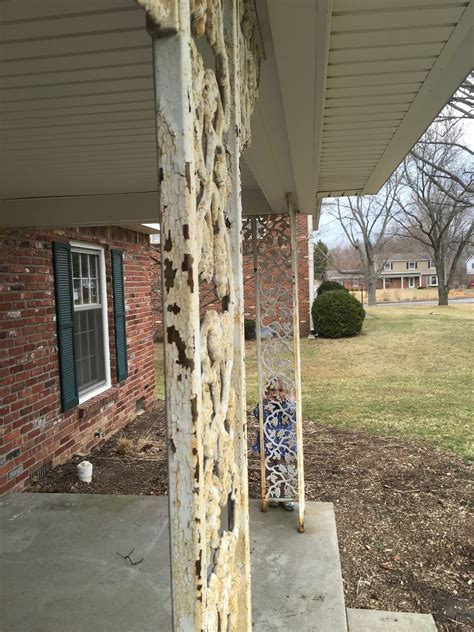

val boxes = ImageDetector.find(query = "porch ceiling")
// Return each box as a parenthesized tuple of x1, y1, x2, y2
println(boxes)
(0, 0, 472, 228)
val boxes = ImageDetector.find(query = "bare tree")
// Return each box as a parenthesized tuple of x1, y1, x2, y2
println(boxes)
(329, 242, 361, 272)
(323, 174, 401, 306)
(439, 72, 473, 121)
(395, 117, 473, 305)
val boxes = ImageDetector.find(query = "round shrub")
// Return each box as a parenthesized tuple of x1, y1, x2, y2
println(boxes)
(312, 290, 365, 338)
(244, 318, 256, 340)
(316, 280, 348, 296)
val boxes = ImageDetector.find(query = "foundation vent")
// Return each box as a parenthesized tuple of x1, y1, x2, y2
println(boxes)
(30, 461, 52, 483)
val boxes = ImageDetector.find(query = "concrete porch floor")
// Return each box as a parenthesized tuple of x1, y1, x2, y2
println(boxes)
(0, 494, 347, 632)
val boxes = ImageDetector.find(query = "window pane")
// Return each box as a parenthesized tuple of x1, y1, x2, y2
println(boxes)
(74, 309, 105, 394)
(89, 254, 99, 303)
(73, 279, 82, 305)
(72, 252, 80, 278)
(82, 279, 91, 304)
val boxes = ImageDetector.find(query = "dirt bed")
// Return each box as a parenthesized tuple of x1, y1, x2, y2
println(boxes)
(30, 400, 472, 631)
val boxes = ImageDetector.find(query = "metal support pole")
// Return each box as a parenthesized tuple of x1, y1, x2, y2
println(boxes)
(289, 203, 306, 534)
(252, 217, 267, 513)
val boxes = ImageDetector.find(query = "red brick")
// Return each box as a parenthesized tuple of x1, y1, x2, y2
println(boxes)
(1, 225, 155, 494)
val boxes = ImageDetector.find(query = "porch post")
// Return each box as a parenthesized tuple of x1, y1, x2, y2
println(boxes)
(224, 1, 252, 627)
(247, 210, 306, 533)
(142, 0, 261, 628)
(289, 202, 306, 534)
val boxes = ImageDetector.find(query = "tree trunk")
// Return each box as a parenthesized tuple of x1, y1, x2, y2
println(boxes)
(438, 284, 449, 305)
(436, 255, 449, 305)
(366, 267, 377, 306)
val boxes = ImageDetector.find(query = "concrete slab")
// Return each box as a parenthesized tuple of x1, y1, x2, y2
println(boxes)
(1, 494, 172, 632)
(347, 608, 438, 631)
(251, 501, 347, 632)
(1, 494, 347, 631)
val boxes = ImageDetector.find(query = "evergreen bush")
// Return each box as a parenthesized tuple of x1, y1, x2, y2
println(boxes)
(311, 290, 365, 338)
(244, 318, 256, 340)
(317, 280, 348, 296)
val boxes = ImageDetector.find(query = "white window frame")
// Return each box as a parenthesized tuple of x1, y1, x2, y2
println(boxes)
(407, 261, 417, 270)
(408, 277, 415, 288)
(429, 275, 438, 287)
(70, 241, 111, 404)
(428, 260, 435, 269)
(384, 262, 393, 271)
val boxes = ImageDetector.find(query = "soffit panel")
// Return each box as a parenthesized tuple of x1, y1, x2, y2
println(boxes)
(317, 0, 473, 197)
(0, 0, 280, 220)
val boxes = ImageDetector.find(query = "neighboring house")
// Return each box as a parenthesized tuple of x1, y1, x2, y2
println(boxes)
(325, 255, 439, 291)
(0, 226, 156, 494)
(380, 255, 438, 289)
(466, 255, 474, 286)
(325, 269, 365, 290)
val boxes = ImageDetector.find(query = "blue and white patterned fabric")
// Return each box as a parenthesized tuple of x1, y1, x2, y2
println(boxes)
(252, 398, 297, 460)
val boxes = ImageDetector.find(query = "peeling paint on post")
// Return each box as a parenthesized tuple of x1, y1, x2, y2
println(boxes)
(148, 2, 205, 628)
(224, 1, 252, 628)
(141, 0, 261, 629)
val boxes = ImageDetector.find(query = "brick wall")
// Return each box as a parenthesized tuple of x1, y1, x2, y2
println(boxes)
(151, 214, 312, 338)
(0, 226, 155, 494)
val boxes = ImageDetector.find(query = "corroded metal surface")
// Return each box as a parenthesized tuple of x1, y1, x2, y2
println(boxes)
(144, 0, 261, 629)
(244, 213, 305, 531)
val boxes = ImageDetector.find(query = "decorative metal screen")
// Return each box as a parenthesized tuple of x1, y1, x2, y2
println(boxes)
(244, 213, 305, 533)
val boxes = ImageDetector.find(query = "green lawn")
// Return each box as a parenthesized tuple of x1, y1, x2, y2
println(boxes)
(155, 304, 473, 459)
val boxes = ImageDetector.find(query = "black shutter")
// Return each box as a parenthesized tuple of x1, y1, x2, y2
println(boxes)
(52, 242, 78, 412)
(111, 249, 128, 382)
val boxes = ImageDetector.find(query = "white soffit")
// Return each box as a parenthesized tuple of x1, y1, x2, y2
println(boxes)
(0, 0, 270, 226)
(319, 0, 474, 197)
(0, 0, 158, 200)
(1, 0, 472, 227)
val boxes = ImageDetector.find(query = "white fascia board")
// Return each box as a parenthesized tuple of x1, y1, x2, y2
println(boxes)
(266, 0, 330, 215)
(0, 192, 160, 228)
(362, 1, 474, 194)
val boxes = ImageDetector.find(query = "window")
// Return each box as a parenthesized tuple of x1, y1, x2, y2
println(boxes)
(53, 241, 127, 412)
(429, 275, 438, 286)
(471, 262, 474, 270)
(384, 262, 393, 270)
(408, 277, 415, 288)
(71, 245, 110, 401)
(406, 261, 417, 270)
(428, 260, 435, 269)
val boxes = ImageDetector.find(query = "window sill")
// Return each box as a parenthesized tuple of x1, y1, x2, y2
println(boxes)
(78, 386, 118, 418)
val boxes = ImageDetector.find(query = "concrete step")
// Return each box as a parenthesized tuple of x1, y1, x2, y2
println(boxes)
(250, 500, 348, 632)
(347, 608, 438, 631)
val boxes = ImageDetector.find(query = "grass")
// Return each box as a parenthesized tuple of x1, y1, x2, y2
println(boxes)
(155, 304, 474, 460)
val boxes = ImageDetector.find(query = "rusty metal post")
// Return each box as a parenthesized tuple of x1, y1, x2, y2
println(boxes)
(252, 217, 268, 513)
(289, 202, 306, 534)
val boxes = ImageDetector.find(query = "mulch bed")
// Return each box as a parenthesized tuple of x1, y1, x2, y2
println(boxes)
(30, 400, 472, 631)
